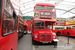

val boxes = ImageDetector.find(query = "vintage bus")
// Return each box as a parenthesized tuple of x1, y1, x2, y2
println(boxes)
(53, 18, 65, 35)
(32, 3, 58, 47)
(26, 20, 32, 33)
(24, 19, 27, 34)
(0, 0, 19, 50)
(24, 19, 32, 34)
(53, 26, 64, 35)
(64, 16, 75, 37)
(53, 22, 65, 35)
(18, 16, 24, 39)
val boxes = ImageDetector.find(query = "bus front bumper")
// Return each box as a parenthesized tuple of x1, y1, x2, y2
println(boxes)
(53, 39, 59, 42)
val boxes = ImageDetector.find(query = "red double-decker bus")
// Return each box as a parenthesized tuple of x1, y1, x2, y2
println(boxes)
(0, 0, 19, 50)
(64, 16, 75, 37)
(24, 19, 32, 34)
(32, 3, 58, 47)
(24, 19, 27, 34)
(18, 16, 24, 39)
(53, 18, 65, 35)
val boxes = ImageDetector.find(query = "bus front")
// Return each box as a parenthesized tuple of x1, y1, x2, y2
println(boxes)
(32, 19, 58, 47)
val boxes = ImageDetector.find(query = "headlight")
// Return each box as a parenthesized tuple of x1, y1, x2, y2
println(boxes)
(35, 35, 38, 38)
(53, 35, 55, 38)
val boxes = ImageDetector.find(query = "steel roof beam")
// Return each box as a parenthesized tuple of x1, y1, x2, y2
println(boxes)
(20, 0, 35, 5)
(63, 1, 75, 3)
(20, 7, 33, 12)
(62, 7, 75, 14)
(56, 8, 75, 14)
(20, 0, 48, 7)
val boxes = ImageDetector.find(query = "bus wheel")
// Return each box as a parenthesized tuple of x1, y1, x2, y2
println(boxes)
(24, 30, 27, 35)
(54, 42, 57, 48)
(32, 38, 35, 45)
(56, 31, 61, 36)
(11, 49, 13, 50)
(67, 32, 70, 36)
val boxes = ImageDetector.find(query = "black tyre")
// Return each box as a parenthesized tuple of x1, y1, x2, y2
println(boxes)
(67, 32, 70, 36)
(54, 42, 57, 48)
(32, 38, 36, 45)
(56, 31, 61, 36)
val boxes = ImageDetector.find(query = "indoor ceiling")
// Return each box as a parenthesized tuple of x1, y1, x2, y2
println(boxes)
(20, 0, 75, 18)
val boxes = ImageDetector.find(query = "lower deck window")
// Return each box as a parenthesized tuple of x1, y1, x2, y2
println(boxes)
(2, 10, 18, 36)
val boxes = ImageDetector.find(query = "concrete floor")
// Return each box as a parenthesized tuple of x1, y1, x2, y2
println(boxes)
(18, 34, 33, 50)
(18, 34, 75, 50)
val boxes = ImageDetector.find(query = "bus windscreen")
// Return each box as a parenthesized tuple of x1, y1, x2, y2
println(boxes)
(35, 21, 44, 29)
(46, 6, 54, 11)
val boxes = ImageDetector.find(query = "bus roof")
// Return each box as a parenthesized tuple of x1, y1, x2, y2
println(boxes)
(36, 3, 55, 7)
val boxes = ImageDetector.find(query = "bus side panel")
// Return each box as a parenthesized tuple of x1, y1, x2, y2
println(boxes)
(64, 29, 75, 37)
(12, 32, 18, 50)
(63, 29, 67, 36)
(0, 32, 18, 50)
(71, 29, 75, 36)
(53, 30, 64, 35)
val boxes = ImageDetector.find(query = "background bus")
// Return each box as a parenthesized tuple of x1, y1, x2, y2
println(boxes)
(24, 19, 27, 34)
(64, 16, 75, 37)
(26, 20, 32, 33)
(18, 16, 24, 39)
(53, 18, 66, 35)
(0, 0, 19, 50)
(53, 26, 64, 35)
(23, 16, 33, 34)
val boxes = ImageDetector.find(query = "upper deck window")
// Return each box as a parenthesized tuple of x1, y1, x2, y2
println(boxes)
(46, 6, 54, 11)
(36, 6, 45, 10)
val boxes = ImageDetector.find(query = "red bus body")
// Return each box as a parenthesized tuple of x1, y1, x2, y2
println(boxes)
(32, 3, 58, 46)
(53, 23, 64, 35)
(0, 0, 19, 50)
(26, 20, 32, 33)
(24, 20, 32, 33)
(24, 19, 27, 34)
(64, 29, 75, 36)
(18, 16, 24, 39)
(53, 30, 64, 35)
(64, 19, 75, 37)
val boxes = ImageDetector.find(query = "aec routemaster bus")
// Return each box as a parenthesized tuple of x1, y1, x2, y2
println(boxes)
(18, 16, 24, 39)
(0, 0, 19, 50)
(64, 16, 75, 37)
(24, 20, 32, 34)
(53, 22, 64, 35)
(32, 3, 58, 47)
(24, 19, 27, 34)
